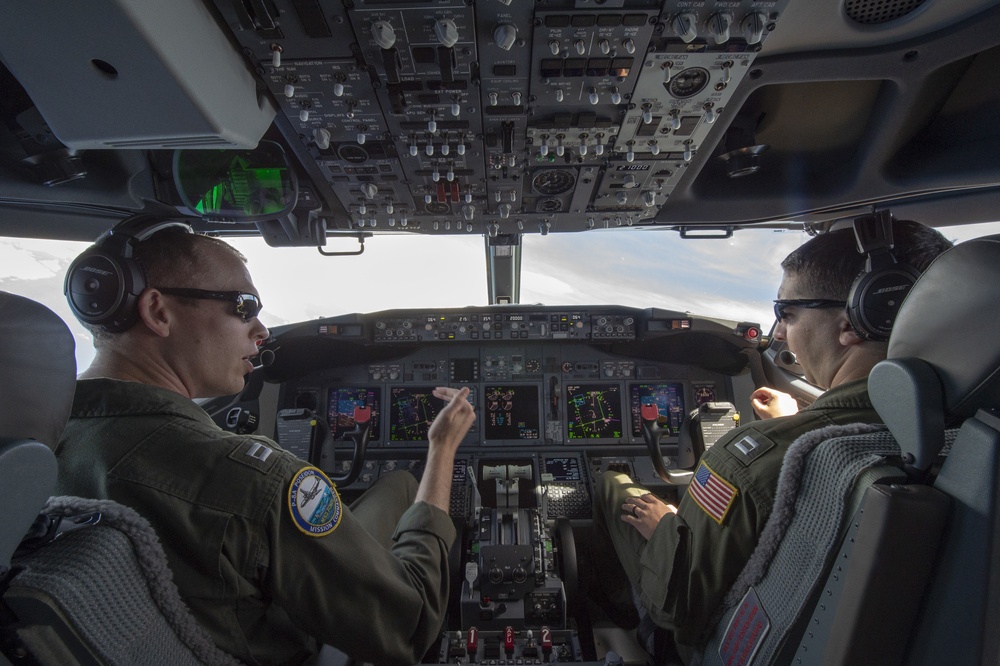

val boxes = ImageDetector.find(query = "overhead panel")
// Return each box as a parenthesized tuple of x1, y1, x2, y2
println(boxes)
(209, 0, 789, 234)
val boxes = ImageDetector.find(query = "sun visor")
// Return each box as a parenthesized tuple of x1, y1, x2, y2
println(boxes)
(0, 0, 275, 149)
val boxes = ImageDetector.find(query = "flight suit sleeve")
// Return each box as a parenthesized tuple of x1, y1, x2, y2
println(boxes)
(264, 462, 457, 665)
(639, 431, 773, 652)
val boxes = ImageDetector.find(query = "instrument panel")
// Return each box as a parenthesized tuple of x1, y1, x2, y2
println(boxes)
(280, 352, 715, 451)
(252, 305, 754, 500)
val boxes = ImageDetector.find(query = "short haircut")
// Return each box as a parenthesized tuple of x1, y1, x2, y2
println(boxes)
(780, 219, 954, 300)
(82, 230, 246, 342)
(133, 229, 246, 289)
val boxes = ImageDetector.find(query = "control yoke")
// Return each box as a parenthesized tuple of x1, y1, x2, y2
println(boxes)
(640, 403, 677, 484)
(276, 407, 370, 486)
(332, 406, 371, 486)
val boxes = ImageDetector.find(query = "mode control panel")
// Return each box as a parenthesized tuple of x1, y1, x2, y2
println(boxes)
(373, 311, 608, 342)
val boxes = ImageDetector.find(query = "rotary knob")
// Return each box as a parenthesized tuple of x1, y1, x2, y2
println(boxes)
(494, 24, 517, 51)
(371, 20, 396, 49)
(742, 12, 767, 45)
(434, 19, 459, 48)
(672, 12, 699, 44)
(707, 12, 734, 45)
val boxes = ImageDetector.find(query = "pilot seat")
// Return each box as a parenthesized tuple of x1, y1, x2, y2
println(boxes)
(690, 234, 1000, 665)
(0, 291, 237, 666)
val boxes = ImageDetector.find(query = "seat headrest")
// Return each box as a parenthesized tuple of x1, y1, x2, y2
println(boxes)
(888, 234, 1000, 421)
(0, 292, 77, 449)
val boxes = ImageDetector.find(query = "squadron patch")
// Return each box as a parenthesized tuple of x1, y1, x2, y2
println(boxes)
(688, 461, 738, 525)
(288, 466, 342, 537)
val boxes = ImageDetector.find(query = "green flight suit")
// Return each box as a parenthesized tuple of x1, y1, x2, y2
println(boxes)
(593, 378, 879, 662)
(55, 379, 456, 666)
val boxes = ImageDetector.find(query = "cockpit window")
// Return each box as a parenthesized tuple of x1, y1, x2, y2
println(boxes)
(4, 222, 1000, 375)
(520, 230, 802, 326)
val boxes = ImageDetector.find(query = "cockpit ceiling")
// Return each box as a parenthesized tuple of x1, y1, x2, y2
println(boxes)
(0, 0, 999, 243)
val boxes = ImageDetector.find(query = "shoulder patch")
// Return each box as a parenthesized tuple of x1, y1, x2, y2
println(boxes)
(288, 466, 343, 537)
(688, 461, 738, 525)
(724, 434, 775, 467)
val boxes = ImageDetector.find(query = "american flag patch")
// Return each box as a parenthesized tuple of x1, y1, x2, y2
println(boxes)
(688, 461, 738, 524)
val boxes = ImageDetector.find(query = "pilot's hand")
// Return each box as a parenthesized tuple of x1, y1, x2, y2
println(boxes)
(751, 387, 799, 420)
(428, 386, 476, 454)
(621, 493, 677, 541)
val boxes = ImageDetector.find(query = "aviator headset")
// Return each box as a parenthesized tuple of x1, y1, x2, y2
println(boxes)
(846, 211, 921, 341)
(64, 215, 193, 333)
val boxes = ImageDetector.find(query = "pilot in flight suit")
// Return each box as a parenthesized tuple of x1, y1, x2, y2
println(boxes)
(56, 377, 454, 665)
(592, 218, 954, 662)
(593, 377, 879, 662)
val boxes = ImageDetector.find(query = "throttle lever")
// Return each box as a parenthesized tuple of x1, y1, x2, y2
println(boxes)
(330, 405, 371, 486)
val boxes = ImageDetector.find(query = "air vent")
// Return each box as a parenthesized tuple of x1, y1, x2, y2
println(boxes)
(845, 0, 928, 25)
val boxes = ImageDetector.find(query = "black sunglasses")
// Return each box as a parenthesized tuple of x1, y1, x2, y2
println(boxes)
(156, 287, 263, 322)
(773, 299, 847, 321)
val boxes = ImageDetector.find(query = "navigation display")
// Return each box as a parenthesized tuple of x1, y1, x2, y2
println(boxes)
(565, 383, 623, 440)
(327, 387, 381, 440)
(483, 385, 540, 441)
(629, 382, 685, 438)
(388, 386, 445, 442)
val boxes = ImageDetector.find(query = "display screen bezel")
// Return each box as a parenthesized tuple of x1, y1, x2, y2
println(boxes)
(387, 385, 447, 444)
(326, 386, 382, 442)
(627, 381, 686, 443)
(564, 382, 626, 443)
(482, 383, 543, 444)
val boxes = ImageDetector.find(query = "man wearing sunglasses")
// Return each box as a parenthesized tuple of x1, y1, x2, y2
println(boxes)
(56, 226, 477, 665)
(592, 219, 953, 663)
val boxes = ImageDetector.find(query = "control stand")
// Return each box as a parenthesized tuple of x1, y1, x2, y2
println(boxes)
(460, 462, 567, 631)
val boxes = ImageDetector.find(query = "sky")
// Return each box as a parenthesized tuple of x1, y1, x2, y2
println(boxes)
(3, 222, 999, 372)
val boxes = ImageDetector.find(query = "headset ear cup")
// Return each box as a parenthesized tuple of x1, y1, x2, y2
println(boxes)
(64, 247, 146, 333)
(64, 217, 192, 332)
(847, 264, 921, 341)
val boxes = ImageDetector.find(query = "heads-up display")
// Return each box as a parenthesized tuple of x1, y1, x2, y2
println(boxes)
(483, 385, 540, 441)
(629, 382, 685, 438)
(327, 387, 381, 440)
(565, 383, 623, 440)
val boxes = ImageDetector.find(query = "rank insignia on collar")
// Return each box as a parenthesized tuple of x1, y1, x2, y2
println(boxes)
(288, 466, 342, 537)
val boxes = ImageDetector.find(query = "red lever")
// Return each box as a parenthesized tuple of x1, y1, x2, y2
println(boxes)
(504, 626, 515, 654)
(466, 626, 478, 655)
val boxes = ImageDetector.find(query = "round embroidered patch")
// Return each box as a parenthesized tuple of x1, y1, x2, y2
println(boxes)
(288, 466, 342, 537)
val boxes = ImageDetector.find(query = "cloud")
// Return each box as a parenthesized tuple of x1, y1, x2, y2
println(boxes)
(519, 228, 808, 324)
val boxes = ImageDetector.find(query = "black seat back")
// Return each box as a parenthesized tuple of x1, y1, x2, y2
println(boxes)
(698, 234, 1000, 665)
(0, 291, 239, 666)
(0, 291, 76, 573)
